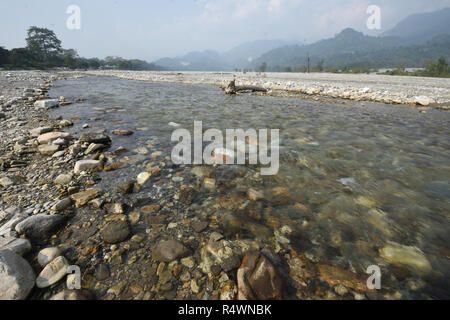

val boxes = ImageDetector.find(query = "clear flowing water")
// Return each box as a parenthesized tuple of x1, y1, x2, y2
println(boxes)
(50, 76, 450, 299)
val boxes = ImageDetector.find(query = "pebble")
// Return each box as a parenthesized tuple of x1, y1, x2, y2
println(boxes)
(79, 132, 111, 144)
(101, 220, 131, 244)
(71, 188, 102, 207)
(52, 198, 72, 212)
(112, 129, 134, 136)
(74, 160, 101, 174)
(0, 177, 15, 188)
(151, 240, 190, 262)
(37, 132, 71, 145)
(54, 174, 72, 185)
(38, 144, 59, 156)
(181, 257, 196, 269)
(137, 172, 152, 185)
(36, 256, 69, 288)
(30, 126, 53, 137)
(379, 242, 432, 274)
(37, 247, 62, 267)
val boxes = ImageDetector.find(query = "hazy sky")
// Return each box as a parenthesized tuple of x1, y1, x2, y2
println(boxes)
(1, 0, 449, 61)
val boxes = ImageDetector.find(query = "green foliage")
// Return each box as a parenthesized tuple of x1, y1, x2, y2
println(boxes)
(380, 56, 449, 78)
(250, 29, 450, 74)
(3, 26, 163, 71)
(0, 46, 9, 66)
(26, 26, 62, 63)
(258, 62, 267, 72)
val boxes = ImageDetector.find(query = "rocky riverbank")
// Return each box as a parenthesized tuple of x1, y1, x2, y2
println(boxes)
(82, 70, 450, 108)
(1, 70, 446, 301)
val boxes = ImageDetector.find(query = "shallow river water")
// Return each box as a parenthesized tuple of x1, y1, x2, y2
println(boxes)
(49, 76, 449, 300)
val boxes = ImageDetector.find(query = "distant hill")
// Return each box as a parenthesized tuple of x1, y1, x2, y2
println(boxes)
(154, 50, 228, 71)
(382, 7, 450, 44)
(154, 39, 298, 71)
(154, 8, 450, 72)
(223, 39, 300, 69)
(249, 28, 403, 69)
(249, 28, 450, 70)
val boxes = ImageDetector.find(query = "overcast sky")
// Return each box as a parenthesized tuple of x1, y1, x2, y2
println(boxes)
(1, 0, 449, 61)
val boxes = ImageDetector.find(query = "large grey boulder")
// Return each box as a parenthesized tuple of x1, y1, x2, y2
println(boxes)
(0, 249, 36, 300)
(0, 237, 32, 256)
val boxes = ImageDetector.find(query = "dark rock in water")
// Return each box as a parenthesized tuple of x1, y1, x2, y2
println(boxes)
(151, 240, 190, 262)
(15, 214, 66, 242)
(0, 249, 36, 300)
(116, 181, 134, 194)
(112, 129, 134, 136)
(179, 188, 197, 205)
(237, 251, 283, 300)
(105, 203, 126, 215)
(79, 132, 111, 145)
(95, 264, 110, 281)
(101, 220, 130, 244)
(221, 255, 241, 272)
(192, 221, 209, 233)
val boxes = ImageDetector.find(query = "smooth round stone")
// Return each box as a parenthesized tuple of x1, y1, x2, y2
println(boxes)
(137, 172, 151, 185)
(54, 174, 72, 185)
(37, 247, 62, 267)
(36, 256, 69, 288)
(151, 240, 190, 262)
(101, 220, 130, 244)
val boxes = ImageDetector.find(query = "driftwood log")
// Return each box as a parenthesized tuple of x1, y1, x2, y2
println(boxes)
(225, 80, 268, 95)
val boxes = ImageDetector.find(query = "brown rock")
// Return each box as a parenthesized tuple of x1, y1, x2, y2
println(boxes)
(101, 220, 130, 244)
(71, 189, 102, 207)
(141, 204, 161, 214)
(317, 264, 372, 293)
(151, 240, 190, 262)
(104, 161, 125, 172)
(112, 129, 134, 136)
(237, 251, 283, 300)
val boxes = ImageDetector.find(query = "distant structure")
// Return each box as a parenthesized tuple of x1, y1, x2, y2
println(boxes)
(307, 53, 310, 73)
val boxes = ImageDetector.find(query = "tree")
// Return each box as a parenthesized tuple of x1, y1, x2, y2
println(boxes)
(26, 26, 62, 62)
(62, 49, 78, 69)
(258, 62, 267, 73)
(316, 60, 324, 72)
(436, 56, 448, 75)
(0, 46, 9, 67)
(8, 48, 34, 68)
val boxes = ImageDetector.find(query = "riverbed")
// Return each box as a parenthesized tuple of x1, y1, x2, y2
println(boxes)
(45, 75, 450, 300)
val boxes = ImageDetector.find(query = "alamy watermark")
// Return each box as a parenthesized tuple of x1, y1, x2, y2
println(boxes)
(67, 5, 81, 30)
(66, 265, 81, 290)
(366, 265, 381, 290)
(366, 5, 381, 30)
(171, 121, 280, 176)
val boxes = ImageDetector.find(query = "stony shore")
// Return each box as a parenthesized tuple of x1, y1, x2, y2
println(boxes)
(83, 70, 450, 107)
(0, 70, 445, 300)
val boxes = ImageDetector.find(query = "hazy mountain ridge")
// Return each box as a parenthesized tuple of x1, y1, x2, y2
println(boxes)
(382, 7, 450, 44)
(154, 7, 450, 71)
(154, 39, 298, 71)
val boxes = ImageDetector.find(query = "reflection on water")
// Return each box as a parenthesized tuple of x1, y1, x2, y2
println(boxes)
(50, 76, 450, 299)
